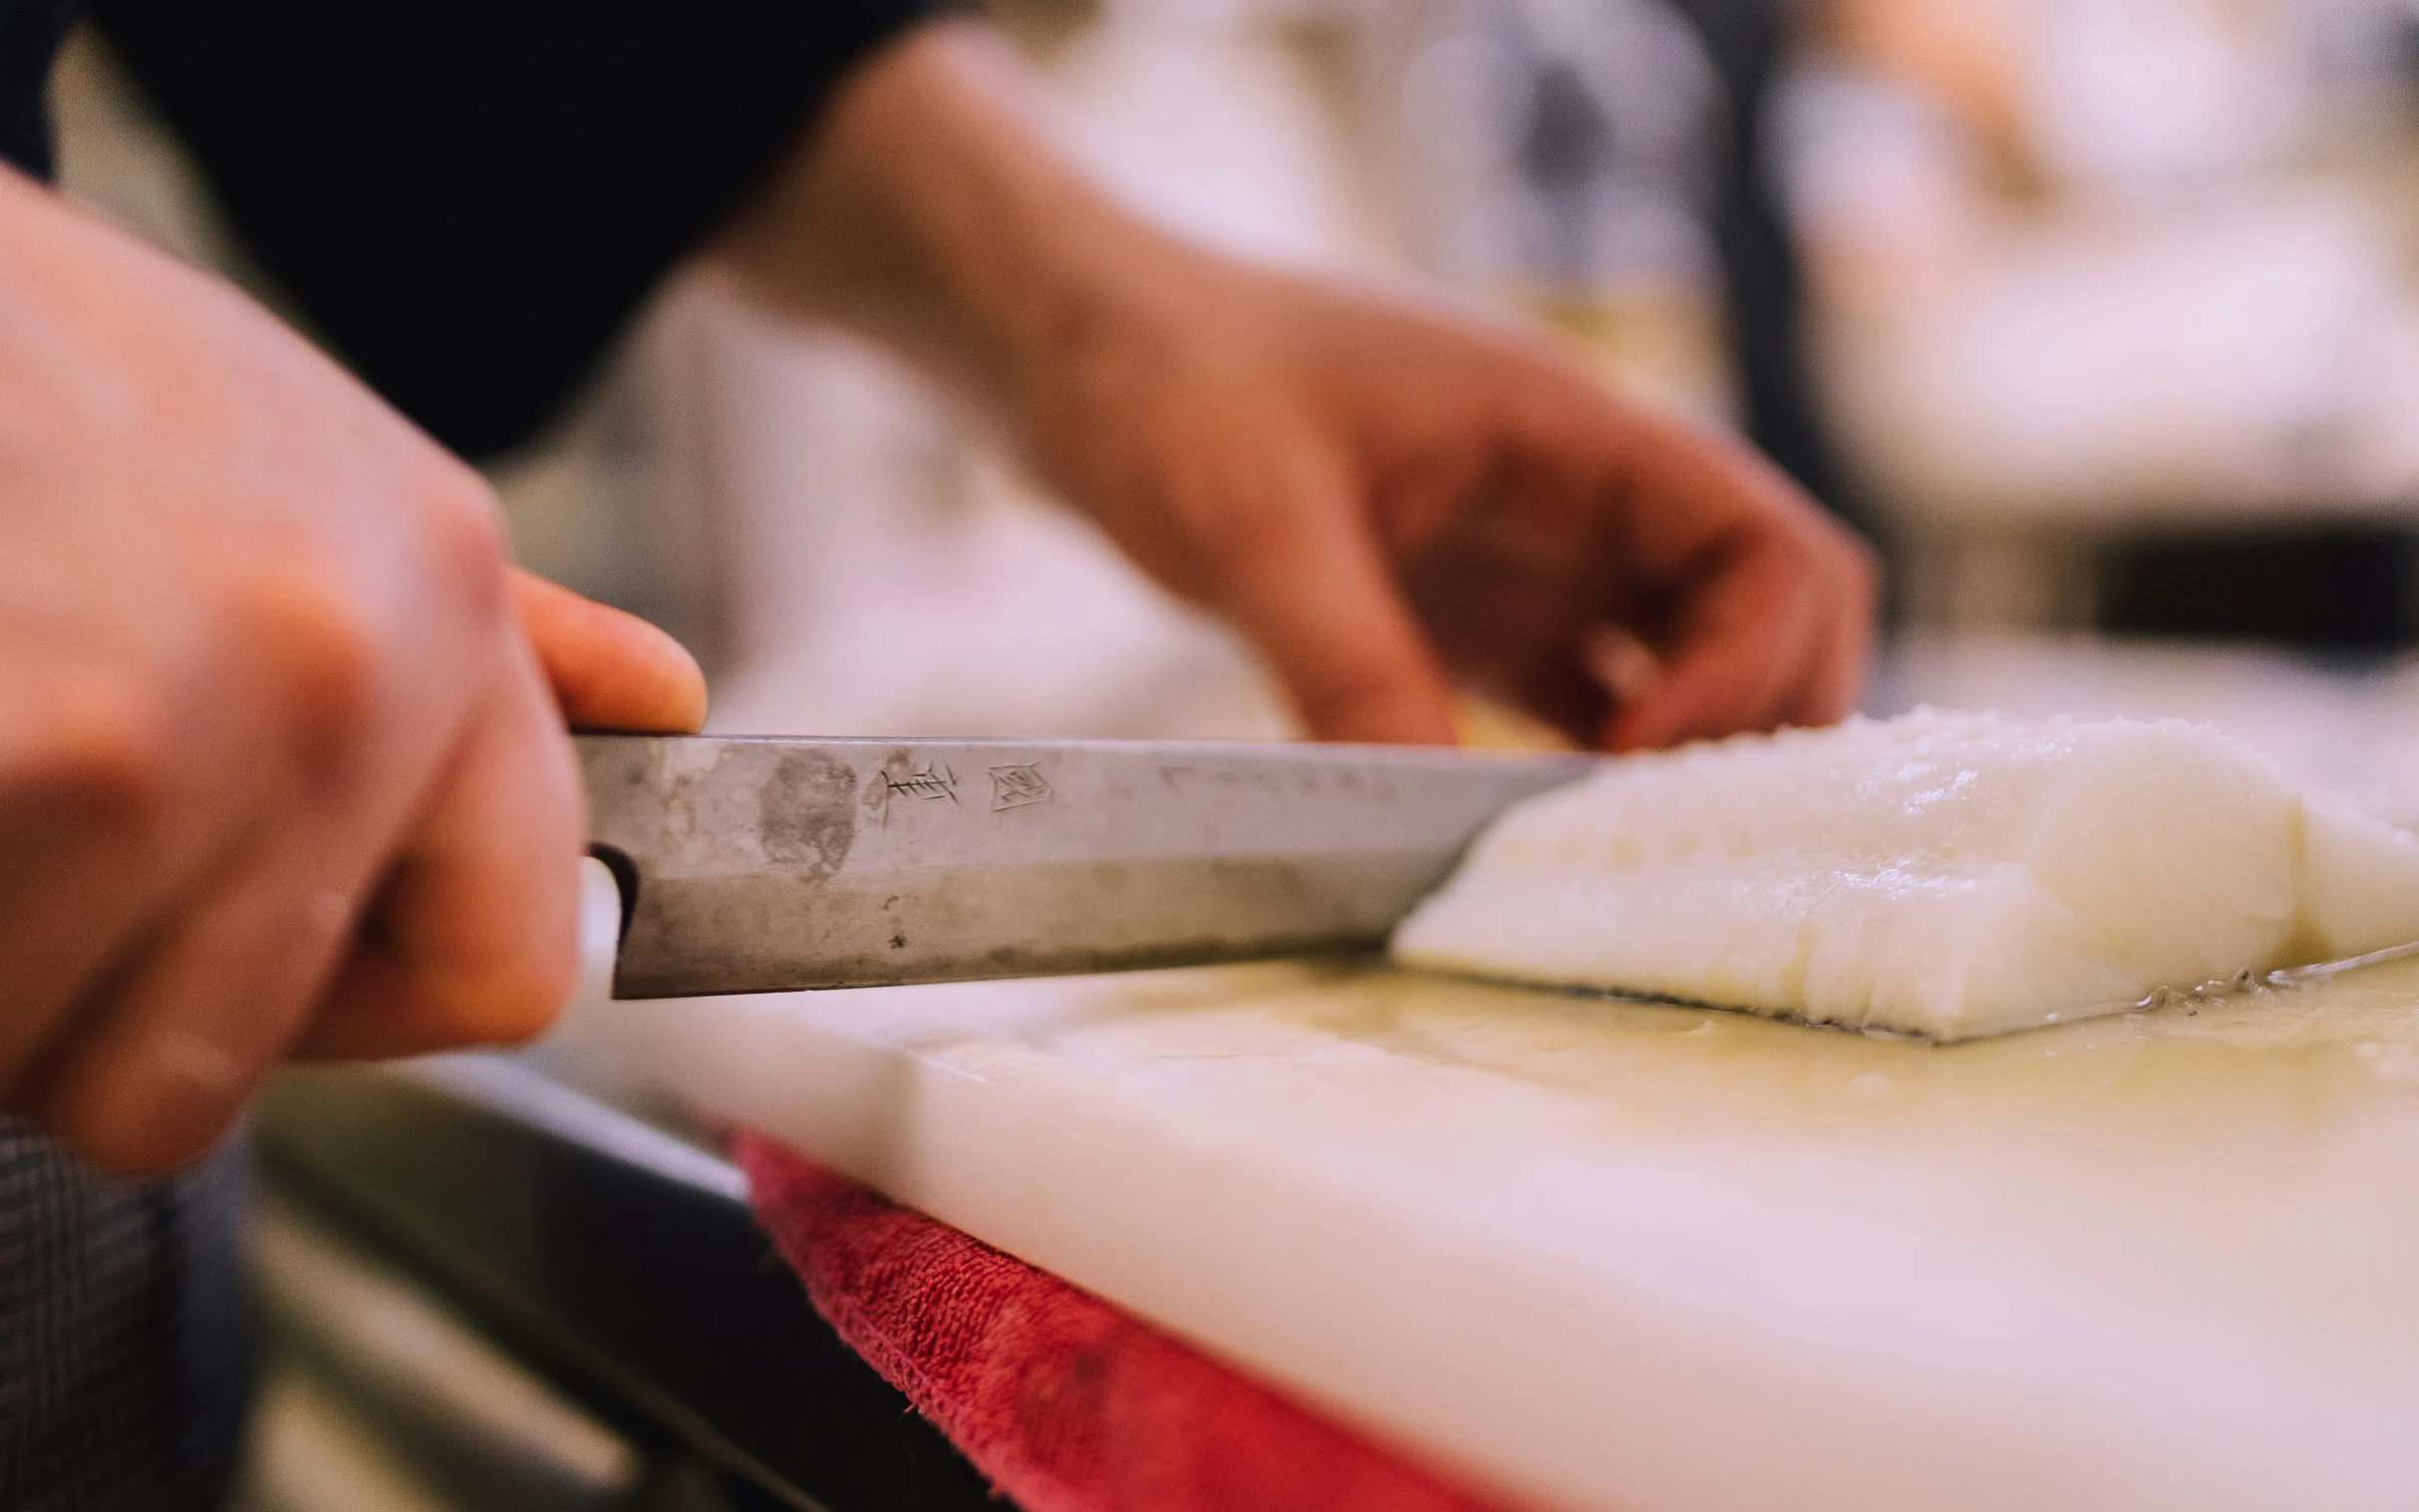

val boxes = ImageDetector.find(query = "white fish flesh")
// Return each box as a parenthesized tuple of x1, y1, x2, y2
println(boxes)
(1392, 710, 2419, 1039)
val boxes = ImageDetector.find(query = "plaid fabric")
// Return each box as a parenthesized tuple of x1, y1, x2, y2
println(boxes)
(0, 1124, 253, 1512)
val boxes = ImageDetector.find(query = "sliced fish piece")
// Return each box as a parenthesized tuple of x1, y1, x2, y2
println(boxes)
(1392, 710, 2419, 1039)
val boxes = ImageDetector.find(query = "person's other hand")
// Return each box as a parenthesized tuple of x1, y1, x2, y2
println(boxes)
(0, 168, 702, 1176)
(1007, 263, 1875, 751)
(717, 20, 1874, 751)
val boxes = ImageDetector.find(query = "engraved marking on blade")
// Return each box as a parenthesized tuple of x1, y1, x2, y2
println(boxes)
(886, 763, 958, 802)
(869, 756, 960, 826)
(990, 763, 1053, 811)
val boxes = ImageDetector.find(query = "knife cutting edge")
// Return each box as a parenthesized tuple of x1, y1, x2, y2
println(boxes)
(578, 735, 1597, 999)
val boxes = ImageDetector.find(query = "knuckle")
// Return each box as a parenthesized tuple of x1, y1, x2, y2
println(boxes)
(7, 670, 175, 833)
(34, 1036, 246, 1178)
(228, 565, 388, 766)
(415, 466, 512, 626)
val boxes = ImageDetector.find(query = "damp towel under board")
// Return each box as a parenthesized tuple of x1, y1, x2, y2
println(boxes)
(735, 1134, 1528, 1512)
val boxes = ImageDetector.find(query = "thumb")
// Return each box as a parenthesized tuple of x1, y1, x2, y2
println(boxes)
(1212, 483, 1457, 746)
(511, 570, 709, 735)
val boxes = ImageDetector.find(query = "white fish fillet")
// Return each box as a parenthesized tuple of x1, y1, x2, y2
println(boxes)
(1392, 710, 2419, 1040)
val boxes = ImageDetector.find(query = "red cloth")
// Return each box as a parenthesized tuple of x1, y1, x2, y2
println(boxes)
(736, 1133, 1532, 1512)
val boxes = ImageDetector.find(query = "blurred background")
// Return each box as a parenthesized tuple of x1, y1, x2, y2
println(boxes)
(47, 1, 2419, 1503)
(64, 0, 2419, 754)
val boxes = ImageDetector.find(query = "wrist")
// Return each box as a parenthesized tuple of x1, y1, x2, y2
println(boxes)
(715, 19, 1181, 422)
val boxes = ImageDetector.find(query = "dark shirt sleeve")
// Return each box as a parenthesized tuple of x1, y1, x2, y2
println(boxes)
(1, 0, 82, 177)
(90, 1, 939, 458)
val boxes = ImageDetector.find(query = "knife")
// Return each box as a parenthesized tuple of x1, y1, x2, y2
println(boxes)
(579, 735, 1596, 999)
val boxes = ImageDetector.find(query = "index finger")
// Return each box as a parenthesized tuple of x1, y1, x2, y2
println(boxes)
(513, 570, 709, 735)
(1202, 454, 1461, 747)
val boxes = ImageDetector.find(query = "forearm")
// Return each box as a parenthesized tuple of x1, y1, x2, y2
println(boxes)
(710, 19, 1173, 420)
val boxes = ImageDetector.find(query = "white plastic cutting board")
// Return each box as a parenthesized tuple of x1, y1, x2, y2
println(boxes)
(546, 942, 2419, 1512)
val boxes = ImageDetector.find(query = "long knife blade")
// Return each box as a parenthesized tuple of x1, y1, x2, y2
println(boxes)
(580, 736, 1595, 998)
